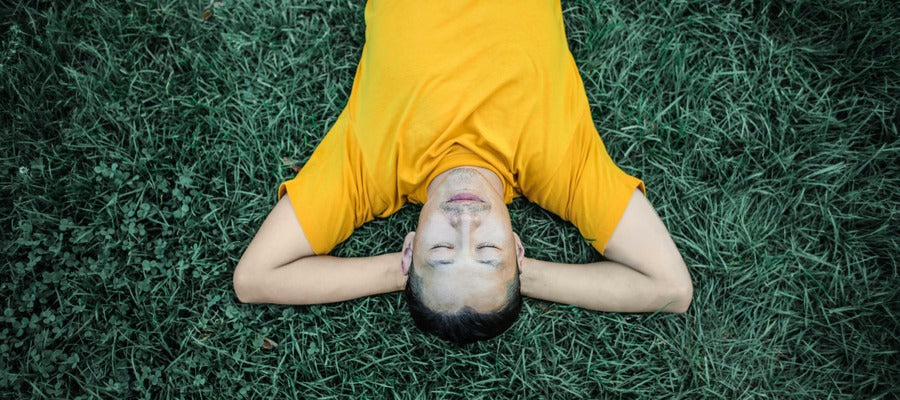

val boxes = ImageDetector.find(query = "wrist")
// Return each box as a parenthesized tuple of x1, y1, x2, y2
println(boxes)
(384, 252, 407, 292)
(519, 257, 541, 298)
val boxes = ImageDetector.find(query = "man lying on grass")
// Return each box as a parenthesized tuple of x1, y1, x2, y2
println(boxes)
(233, 0, 693, 344)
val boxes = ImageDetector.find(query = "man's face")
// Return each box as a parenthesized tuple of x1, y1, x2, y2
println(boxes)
(406, 168, 522, 313)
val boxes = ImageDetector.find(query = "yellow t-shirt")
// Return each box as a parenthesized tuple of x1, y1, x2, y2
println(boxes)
(279, 0, 645, 255)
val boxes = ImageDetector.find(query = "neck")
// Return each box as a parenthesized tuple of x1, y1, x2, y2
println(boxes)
(427, 166, 504, 201)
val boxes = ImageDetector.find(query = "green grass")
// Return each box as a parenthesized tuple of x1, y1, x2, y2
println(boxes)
(2, 0, 898, 398)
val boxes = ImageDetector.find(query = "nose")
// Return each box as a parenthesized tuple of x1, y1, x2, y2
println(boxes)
(448, 209, 481, 228)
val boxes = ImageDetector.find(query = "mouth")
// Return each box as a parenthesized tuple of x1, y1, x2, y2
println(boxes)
(448, 193, 484, 203)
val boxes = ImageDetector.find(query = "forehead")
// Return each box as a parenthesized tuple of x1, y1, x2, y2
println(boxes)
(415, 263, 512, 312)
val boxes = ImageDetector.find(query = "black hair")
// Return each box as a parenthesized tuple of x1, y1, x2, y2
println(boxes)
(404, 261, 521, 344)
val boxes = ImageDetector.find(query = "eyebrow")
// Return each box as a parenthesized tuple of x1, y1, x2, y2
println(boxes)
(480, 259, 501, 267)
(428, 260, 453, 268)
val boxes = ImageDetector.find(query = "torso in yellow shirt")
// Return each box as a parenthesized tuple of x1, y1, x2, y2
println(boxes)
(280, 0, 645, 255)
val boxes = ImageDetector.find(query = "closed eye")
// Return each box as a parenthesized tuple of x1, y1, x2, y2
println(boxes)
(431, 243, 454, 250)
(477, 243, 500, 250)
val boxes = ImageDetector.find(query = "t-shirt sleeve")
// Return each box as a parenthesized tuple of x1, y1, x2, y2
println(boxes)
(277, 113, 375, 255)
(524, 122, 645, 256)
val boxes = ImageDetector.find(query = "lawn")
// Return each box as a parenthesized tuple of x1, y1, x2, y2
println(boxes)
(2, 0, 898, 398)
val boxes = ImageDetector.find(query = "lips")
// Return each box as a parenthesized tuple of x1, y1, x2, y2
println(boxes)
(448, 193, 483, 202)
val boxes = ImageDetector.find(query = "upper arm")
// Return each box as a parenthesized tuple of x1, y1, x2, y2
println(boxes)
(233, 194, 316, 301)
(238, 194, 316, 268)
(603, 189, 693, 301)
(518, 190, 691, 312)
(233, 194, 407, 304)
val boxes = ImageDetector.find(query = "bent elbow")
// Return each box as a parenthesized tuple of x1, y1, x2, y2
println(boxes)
(663, 256, 693, 314)
(233, 265, 260, 304)
(669, 279, 693, 313)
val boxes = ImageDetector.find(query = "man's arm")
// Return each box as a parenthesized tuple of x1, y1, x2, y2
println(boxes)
(519, 189, 693, 313)
(233, 195, 407, 305)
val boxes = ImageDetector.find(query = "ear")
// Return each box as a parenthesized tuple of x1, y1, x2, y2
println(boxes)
(401, 231, 415, 276)
(513, 232, 525, 273)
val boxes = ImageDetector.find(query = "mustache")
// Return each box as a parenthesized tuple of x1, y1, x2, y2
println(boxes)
(440, 201, 491, 214)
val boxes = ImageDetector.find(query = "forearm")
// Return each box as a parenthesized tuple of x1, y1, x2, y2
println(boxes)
(235, 252, 405, 305)
(519, 258, 691, 313)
